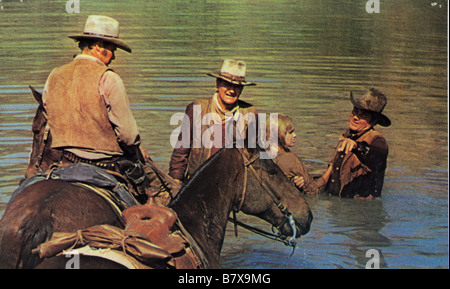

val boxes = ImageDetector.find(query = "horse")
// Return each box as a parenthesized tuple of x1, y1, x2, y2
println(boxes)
(0, 147, 312, 269)
(169, 148, 313, 268)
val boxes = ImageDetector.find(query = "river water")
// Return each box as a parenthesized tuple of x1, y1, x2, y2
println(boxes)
(0, 0, 447, 269)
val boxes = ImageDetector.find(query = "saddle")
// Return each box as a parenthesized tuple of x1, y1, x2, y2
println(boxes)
(122, 198, 201, 268)
(32, 199, 203, 269)
(11, 163, 140, 210)
(123, 198, 185, 254)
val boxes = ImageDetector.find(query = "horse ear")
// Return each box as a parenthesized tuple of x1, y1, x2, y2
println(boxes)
(29, 86, 43, 107)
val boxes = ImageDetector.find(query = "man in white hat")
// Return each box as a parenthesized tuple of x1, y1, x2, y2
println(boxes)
(39, 15, 150, 201)
(169, 59, 257, 182)
(320, 88, 391, 199)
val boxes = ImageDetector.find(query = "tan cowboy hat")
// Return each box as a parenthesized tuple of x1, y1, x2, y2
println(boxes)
(207, 59, 256, 86)
(69, 15, 132, 53)
(350, 88, 391, 127)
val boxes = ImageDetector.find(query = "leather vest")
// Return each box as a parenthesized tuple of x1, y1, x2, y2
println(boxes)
(45, 59, 122, 154)
(336, 129, 384, 194)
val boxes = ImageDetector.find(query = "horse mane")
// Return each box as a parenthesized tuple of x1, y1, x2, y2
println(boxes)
(167, 148, 247, 268)
(169, 147, 240, 206)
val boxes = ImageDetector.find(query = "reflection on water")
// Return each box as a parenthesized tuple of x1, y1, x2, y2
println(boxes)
(0, 0, 448, 268)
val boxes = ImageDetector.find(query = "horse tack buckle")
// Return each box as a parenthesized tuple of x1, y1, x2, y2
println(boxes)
(272, 211, 298, 255)
(286, 213, 298, 256)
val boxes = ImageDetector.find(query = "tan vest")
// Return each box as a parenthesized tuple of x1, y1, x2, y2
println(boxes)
(186, 97, 257, 178)
(45, 59, 122, 154)
(336, 129, 384, 193)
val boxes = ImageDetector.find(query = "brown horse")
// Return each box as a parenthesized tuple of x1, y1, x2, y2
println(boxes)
(169, 148, 313, 268)
(0, 147, 312, 269)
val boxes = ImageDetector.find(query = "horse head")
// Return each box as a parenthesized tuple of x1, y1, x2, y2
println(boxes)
(170, 148, 312, 267)
(236, 149, 313, 240)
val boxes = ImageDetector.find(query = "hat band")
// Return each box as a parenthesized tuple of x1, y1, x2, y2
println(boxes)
(220, 72, 245, 82)
(83, 32, 120, 39)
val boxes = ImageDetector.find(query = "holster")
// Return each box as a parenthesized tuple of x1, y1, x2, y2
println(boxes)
(116, 159, 150, 200)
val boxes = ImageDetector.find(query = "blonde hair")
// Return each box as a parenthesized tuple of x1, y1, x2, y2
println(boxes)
(266, 114, 294, 152)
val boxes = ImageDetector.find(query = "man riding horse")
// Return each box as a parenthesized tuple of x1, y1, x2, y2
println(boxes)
(0, 17, 314, 269)
(26, 15, 167, 203)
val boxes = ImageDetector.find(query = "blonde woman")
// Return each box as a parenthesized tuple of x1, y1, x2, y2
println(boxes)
(268, 114, 326, 194)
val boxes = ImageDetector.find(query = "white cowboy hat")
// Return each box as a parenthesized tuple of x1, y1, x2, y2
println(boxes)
(207, 59, 256, 86)
(69, 15, 132, 53)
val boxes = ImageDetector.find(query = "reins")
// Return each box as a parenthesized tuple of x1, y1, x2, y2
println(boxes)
(229, 150, 298, 256)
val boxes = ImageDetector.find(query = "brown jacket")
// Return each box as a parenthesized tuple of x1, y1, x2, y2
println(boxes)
(274, 150, 326, 194)
(45, 58, 123, 155)
(169, 96, 258, 181)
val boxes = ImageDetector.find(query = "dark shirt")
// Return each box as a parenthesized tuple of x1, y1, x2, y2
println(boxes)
(326, 128, 388, 198)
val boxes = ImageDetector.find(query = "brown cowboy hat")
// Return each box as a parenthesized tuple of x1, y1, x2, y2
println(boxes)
(68, 15, 132, 53)
(350, 88, 391, 127)
(207, 59, 256, 86)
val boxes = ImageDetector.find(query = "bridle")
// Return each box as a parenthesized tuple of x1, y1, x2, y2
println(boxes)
(228, 150, 298, 255)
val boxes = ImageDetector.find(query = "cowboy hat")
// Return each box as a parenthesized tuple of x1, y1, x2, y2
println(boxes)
(68, 15, 132, 53)
(207, 59, 256, 86)
(350, 88, 391, 127)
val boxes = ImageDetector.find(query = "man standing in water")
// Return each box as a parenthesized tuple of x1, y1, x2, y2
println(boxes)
(322, 88, 391, 199)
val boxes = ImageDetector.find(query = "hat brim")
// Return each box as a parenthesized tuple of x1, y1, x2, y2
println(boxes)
(207, 73, 256, 86)
(350, 93, 391, 127)
(69, 35, 132, 53)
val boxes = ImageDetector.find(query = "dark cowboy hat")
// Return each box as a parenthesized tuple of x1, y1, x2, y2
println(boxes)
(68, 15, 132, 53)
(350, 88, 391, 127)
(207, 59, 256, 86)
